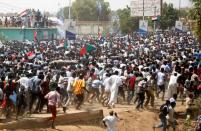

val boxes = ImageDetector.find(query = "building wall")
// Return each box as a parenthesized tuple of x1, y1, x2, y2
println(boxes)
(0, 28, 57, 41)
(63, 20, 111, 35)
(76, 21, 111, 35)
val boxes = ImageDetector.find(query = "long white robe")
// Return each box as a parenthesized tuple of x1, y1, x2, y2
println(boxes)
(167, 74, 180, 99)
(108, 75, 122, 106)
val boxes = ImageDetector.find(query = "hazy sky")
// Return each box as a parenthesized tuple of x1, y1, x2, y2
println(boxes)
(0, 0, 192, 13)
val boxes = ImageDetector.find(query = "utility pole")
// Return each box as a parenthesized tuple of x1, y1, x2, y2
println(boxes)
(68, 0, 71, 20)
(143, 0, 145, 21)
(97, 0, 100, 35)
(154, 6, 156, 33)
(179, 0, 181, 20)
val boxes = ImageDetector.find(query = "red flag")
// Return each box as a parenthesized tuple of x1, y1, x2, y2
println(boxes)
(80, 46, 87, 56)
(26, 52, 35, 60)
(19, 9, 28, 17)
(152, 16, 158, 21)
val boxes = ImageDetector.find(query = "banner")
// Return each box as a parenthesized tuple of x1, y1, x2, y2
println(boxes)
(66, 31, 76, 40)
(139, 20, 148, 33)
(175, 21, 183, 31)
(131, 0, 161, 17)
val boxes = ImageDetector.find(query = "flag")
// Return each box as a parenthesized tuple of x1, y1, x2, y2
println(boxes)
(86, 44, 96, 52)
(80, 46, 87, 56)
(64, 40, 68, 49)
(19, 9, 28, 17)
(152, 16, 158, 21)
(26, 52, 35, 60)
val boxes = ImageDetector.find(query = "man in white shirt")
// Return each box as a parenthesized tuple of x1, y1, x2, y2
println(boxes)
(58, 72, 67, 106)
(157, 68, 166, 100)
(17, 74, 30, 92)
(88, 78, 102, 103)
(167, 72, 180, 99)
(103, 111, 119, 131)
(17, 74, 31, 112)
(63, 73, 76, 113)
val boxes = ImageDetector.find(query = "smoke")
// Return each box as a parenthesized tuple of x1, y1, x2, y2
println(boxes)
(48, 17, 65, 39)
(57, 19, 65, 39)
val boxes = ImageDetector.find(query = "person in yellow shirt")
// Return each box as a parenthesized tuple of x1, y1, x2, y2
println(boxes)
(73, 74, 89, 110)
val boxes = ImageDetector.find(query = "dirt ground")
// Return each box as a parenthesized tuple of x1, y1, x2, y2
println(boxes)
(12, 109, 159, 131)
(2, 98, 193, 131)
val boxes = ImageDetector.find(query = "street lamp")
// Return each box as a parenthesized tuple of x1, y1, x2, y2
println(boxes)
(68, 0, 71, 20)
(179, 0, 181, 20)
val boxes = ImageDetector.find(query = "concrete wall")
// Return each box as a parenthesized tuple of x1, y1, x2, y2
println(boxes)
(76, 21, 111, 35)
(0, 28, 57, 41)
(63, 20, 111, 35)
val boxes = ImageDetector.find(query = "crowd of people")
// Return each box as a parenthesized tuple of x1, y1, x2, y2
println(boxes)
(0, 31, 201, 130)
(0, 9, 55, 28)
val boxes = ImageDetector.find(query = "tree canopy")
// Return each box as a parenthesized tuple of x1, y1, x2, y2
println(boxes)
(57, 0, 111, 21)
(117, 6, 139, 34)
(159, 3, 179, 30)
(190, 0, 201, 42)
(116, 3, 180, 34)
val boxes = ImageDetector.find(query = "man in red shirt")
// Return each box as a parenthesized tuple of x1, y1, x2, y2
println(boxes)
(127, 72, 136, 105)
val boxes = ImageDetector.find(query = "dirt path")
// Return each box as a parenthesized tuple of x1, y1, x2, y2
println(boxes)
(2, 99, 188, 131)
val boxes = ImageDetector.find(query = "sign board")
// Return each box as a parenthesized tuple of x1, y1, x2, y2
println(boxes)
(175, 21, 183, 31)
(139, 20, 148, 32)
(131, 0, 161, 17)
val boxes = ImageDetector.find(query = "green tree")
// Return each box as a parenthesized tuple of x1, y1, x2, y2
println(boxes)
(159, 3, 179, 30)
(190, 0, 201, 42)
(57, 7, 70, 20)
(57, 0, 111, 21)
(117, 6, 139, 34)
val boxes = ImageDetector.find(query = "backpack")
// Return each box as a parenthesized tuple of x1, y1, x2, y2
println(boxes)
(159, 104, 169, 118)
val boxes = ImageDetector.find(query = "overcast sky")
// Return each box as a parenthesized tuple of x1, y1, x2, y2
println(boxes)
(0, 0, 192, 13)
